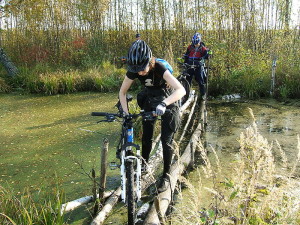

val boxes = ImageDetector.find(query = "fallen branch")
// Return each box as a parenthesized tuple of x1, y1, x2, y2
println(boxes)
(60, 191, 113, 214)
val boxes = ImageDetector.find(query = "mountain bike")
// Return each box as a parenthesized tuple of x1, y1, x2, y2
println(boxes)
(91, 110, 156, 225)
(177, 62, 192, 106)
(178, 59, 208, 102)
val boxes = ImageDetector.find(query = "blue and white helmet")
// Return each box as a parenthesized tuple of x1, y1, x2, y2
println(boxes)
(192, 33, 202, 45)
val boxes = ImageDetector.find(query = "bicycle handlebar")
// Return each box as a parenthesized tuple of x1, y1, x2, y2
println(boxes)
(91, 112, 115, 117)
(178, 62, 203, 70)
(91, 110, 171, 122)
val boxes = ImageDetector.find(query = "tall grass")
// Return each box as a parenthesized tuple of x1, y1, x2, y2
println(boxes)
(2, 45, 299, 98)
(171, 108, 300, 224)
(0, 185, 65, 225)
(0, 77, 11, 93)
(13, 61, 126, 95)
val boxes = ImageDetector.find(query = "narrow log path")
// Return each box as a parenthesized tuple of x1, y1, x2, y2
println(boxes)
(61, 90, 203, 225)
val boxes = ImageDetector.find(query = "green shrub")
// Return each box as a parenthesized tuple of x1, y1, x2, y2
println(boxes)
(275, 64, 300, 99)
(12, 61, 126, 95)
(0, 78, 11, 93)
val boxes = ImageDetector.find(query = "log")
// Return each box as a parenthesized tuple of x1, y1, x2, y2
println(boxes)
(179, 90, 195, 116)
(135, 203, 151, 225)
(178, 94, 198, 144)
(91, 187, 122, 225)
(141, 139, 163, 192)
(200, 99, 208, 126)
(60, 191, 113, 214)
(99, 138, 109, 203)
(143, 120, 204, 225)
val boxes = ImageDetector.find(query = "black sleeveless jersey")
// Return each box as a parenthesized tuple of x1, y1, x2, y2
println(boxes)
(126, 61, 167, 89)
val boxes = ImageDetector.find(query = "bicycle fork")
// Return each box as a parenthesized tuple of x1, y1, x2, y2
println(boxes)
(120, 144, 142, 203)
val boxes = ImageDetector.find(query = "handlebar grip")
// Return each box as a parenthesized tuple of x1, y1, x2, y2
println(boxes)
(91, 112, 108, 116)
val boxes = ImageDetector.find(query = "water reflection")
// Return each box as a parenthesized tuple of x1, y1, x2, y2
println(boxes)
(202, 99, 300, 172)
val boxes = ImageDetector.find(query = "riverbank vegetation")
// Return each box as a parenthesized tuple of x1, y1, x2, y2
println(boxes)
(0, 0, 299, 98)
(171, 109, 300, 224)
(0, 185, 65, 225)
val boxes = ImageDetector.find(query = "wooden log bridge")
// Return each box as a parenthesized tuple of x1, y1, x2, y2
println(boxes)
(61, 90, 205, 225)
(143, 116, 204, 224)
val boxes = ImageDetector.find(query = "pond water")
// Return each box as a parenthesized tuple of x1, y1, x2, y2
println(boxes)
(170, 98, 300, 224)
(0, 92, 122, 201)
(203, 99, 300, 172)
(1, 93, 299, 224)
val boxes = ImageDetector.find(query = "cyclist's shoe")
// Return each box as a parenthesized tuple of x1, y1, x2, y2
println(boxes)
(201, 93, 207, 101)
(157, 178, 170, 193)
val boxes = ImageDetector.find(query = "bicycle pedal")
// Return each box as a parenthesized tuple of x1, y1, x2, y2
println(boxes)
(109, 162, 120, 170)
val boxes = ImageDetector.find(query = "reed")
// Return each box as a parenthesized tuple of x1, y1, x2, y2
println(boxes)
(0, 185, 65, 225)
(171, 108, 300, 224)
(17, 61, 126, 95)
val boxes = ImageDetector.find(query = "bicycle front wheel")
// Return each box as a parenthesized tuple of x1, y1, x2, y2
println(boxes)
(126, 159, 136, 225)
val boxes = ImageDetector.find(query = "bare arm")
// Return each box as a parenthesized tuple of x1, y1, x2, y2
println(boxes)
(162, 70, 186, 106)
(119, 76, 134, 115)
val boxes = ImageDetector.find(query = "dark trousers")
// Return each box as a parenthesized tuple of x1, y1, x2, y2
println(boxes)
(186, 67, 206, 95)
(141, 108, 180, 178)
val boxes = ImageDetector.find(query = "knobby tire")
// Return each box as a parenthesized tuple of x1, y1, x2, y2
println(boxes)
(126, 159, 136, 225)
(178, 75, 190, 105)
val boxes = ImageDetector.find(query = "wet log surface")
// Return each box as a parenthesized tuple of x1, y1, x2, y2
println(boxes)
(143, 106, 205, 224)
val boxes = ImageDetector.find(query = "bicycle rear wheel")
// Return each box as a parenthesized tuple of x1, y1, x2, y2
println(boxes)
(178, 75, 190, 105)
(126, 159, 136, 225)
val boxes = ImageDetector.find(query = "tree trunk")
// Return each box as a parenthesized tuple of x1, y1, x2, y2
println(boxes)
(0, 48, 18, 77)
